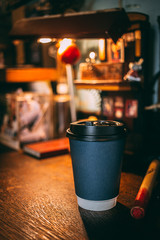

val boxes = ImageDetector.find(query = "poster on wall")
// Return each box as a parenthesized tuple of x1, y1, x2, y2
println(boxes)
(107, 38, 124, 62)
(102, 97, 114, 117)
(125, 99, 138, 118)
(114, 96, 124, 119)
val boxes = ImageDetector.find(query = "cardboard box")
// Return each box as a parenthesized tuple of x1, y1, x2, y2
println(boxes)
(79, 62, 124, 82)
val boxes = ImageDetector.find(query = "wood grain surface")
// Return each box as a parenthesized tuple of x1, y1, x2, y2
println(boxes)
(0, 146, 160, 240)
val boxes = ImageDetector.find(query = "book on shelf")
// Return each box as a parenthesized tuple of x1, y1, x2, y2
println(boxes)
(23, 138, 70, 159)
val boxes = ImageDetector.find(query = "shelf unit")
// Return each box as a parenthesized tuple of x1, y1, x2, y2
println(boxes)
(4, 8, 130, 83)
(0, 8, 150, 160)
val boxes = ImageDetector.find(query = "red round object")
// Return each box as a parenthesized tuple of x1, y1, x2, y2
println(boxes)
(130, 206, 145, 219)
(59, 45, 80, 65)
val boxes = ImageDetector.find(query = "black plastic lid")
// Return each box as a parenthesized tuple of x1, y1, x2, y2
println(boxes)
(66, 120, 127, 141)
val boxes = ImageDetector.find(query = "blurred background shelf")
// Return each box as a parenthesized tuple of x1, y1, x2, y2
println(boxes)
(0, 67, 57, 82)
(10, 8, 130, 42)
(74, 80, 142, 91)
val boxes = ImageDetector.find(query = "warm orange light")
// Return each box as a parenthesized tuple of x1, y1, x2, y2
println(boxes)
(12, 40, 21, 46)
(37, 38, 52, 43)
(98, 39, 106, 61)
(89, 51, 96, 61)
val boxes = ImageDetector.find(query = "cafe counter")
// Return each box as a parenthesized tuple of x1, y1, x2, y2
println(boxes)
(0, 144, 160, 240)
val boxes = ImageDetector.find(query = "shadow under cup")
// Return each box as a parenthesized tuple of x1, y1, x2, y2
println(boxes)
(66, 120, 127, 211)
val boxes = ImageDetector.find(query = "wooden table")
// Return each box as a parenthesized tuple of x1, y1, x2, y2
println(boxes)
(0, 144, 160, 240)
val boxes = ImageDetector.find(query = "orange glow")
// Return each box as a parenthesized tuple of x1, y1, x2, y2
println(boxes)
(98, 39, 105, 61)
(37, 38, 52, 43)
(89, 51, 96, 60)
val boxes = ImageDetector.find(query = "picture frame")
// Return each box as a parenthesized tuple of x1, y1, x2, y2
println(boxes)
(114, 96, 124, 119)
(125, 99, 138, 118)
(102, 97, 114, 117)
(107, 38, 124, 63)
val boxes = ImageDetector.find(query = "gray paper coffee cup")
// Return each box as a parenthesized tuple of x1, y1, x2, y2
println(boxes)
(66, 120, 126, 211)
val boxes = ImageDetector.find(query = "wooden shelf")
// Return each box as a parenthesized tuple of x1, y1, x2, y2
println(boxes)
(74, 80, 141, 91)
(10, 8, 130, 43)
(5, 68, 57, 82)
